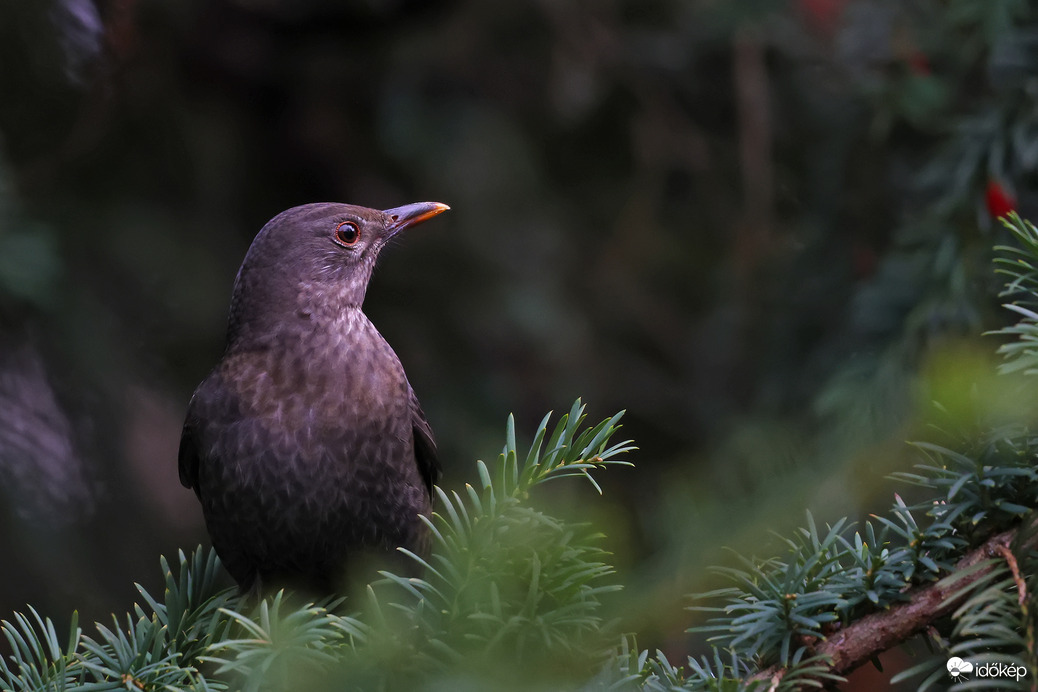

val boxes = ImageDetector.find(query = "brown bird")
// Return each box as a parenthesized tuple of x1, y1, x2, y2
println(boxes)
(178, 201, 448, 594)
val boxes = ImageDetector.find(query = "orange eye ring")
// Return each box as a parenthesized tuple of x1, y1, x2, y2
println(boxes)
(334, 221, 360, 246)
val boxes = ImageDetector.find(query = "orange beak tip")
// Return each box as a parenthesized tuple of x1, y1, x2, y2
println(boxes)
(383, 201, 451, 232)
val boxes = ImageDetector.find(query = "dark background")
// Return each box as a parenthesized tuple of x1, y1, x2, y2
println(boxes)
(0, 0, 1035, 684)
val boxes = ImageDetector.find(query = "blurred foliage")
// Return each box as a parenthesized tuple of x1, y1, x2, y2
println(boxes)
(3, 231, 1037, 686)
(0, 402, 634, 691)
(681, 214, 1038, 689)
(1, 0, 1038, 688)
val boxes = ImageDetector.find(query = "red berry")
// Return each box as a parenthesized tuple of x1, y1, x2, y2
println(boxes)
(985, 180, 1016, 219)
(906, 50, 931, 76)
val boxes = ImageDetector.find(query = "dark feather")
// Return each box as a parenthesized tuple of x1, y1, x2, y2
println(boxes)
(178, 416, 199, 492)
(409, 387, 441, 494)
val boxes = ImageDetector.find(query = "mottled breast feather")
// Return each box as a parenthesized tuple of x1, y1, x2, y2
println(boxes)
(179, 306, 435, 591)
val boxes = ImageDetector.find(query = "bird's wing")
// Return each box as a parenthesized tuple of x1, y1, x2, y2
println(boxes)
(178, 402, 202, 492)
(409, 387, 441, 495)
(179, 374, 219, 494)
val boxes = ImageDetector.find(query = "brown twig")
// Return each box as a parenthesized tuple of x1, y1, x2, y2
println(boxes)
(751, 528, 1018, 683)
(995, 543, 1028, 607)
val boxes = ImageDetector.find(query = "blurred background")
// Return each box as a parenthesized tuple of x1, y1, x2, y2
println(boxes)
(0, 0, 1036, 686)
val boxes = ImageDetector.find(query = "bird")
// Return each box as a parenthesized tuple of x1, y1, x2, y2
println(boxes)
(178, 201, 448, 595)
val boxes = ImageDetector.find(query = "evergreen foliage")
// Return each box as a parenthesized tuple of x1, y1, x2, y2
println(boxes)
(0, 402, 634, 691)
(4, 2, 1038, 690)
(7, 217, 1038, 689)
(683, 214, 1038, 690)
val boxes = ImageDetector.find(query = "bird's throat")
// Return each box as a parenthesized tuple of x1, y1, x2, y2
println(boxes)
(224, 306, 405, 430)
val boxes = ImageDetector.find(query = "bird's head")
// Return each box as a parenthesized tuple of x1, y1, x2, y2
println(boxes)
(226, 201, 449, 345)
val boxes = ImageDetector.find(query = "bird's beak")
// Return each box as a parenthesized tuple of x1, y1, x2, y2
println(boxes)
(383, 202, 451, 235)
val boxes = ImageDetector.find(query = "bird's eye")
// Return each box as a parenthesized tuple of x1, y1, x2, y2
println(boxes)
(334, 221, 360, 246)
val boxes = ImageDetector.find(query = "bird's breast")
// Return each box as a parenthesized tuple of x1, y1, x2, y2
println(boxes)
(221, 312, 411, 453)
